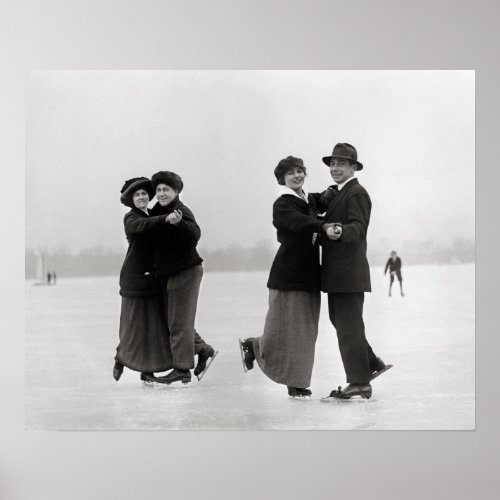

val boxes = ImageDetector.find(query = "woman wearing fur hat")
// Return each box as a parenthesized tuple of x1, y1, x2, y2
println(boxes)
(113, 177, 175, 383)
(148, 171, 217, 386)
(238, 156, 324, 399)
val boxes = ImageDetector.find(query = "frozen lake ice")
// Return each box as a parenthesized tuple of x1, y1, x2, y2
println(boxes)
(25, 264, 474, 430)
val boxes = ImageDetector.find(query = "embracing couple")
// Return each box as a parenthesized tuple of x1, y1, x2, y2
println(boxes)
(240, 142, 393, 401)
(113, 171, 217, 386)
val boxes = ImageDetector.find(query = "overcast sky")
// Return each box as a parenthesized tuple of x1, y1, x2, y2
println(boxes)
(26, 70, 474, 253)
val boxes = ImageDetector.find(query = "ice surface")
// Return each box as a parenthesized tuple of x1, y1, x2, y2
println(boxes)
(25, 264, 475, 430)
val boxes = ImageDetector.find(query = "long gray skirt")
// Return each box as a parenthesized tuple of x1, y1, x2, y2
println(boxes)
(116, 295, 173, 373)
(252, 288, 321, 388)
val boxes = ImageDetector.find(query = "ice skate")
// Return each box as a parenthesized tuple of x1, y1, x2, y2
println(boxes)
(320, 383, 372, 402)
(194, 345, 219, 381)
(370, 358, 393, 381)
(287, 386, 312, 400)
(140, 372, 158, 385)
(238, 338, 255, 372)
(157, 369, 191, 386)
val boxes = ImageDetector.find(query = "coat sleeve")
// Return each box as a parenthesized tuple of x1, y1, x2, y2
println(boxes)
(172, 205, 201, 245)
(273, 197, 323, 235)
(384, 259, 390, 274)
(338, 192, 371, 244)
(124, 212, 166, 235)
(308, 187, 337, 214)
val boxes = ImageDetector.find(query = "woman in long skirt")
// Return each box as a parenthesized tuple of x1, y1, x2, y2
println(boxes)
(113, 177, 174, 383)
(239, 156, 324, 399)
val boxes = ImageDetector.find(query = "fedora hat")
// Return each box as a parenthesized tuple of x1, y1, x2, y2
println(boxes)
(322, 143, 363, 170)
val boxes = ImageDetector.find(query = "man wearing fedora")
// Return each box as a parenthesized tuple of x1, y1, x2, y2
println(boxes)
(317, 143, 392, 401)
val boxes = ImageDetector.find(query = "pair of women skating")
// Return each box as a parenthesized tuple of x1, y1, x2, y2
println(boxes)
(113, 172, 217, 386)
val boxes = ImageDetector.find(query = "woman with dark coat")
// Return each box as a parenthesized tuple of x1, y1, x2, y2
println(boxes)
(239, 156, 324, 399)
(113, 177, 174, 383)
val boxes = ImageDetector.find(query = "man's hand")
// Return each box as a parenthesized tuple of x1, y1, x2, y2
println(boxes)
(166, 209, 183, 225)
(322, 223, 342, 240)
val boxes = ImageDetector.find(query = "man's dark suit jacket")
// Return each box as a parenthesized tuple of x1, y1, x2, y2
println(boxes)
(320, 178, 372, 293)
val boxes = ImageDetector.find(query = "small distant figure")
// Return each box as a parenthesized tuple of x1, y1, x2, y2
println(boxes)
(47, 272, 52, 285)
(52, 271, 57, 285)
(384, 251, 404, 297)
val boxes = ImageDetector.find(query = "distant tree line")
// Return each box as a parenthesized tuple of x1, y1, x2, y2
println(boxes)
(25, 238, 475, 279)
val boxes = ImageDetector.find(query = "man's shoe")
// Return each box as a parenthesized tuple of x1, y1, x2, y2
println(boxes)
(370, 357, 393, 381)
(113, 361, 124, 381)
(194, 344, 218, 379)
(238, 338, 255, 372)
(321, 383, 372, 401)
(140, 372, 158, 383)
(157, 369, 191, 385)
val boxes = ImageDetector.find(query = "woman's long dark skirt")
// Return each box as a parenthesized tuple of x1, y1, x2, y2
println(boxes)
(252, 289, 321, 388)
(115, 295, 173, 373)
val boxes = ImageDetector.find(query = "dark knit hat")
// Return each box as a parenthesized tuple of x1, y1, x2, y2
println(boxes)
(322, 143, 364, 170)
(120, 177, 155, 208)
(151, 171, 184, 193)
(274, 156, 307, 185)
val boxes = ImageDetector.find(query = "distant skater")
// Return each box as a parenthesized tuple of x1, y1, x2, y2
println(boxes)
(385, 251, 404, 297)
(47, 272, 52, 285)
(239, 156, 324, 399)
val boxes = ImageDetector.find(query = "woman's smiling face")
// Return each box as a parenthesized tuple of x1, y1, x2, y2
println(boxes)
(284, 166, 306, 193)
(132, 189, 150, 210)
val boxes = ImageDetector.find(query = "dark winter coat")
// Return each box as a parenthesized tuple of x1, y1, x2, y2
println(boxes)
(149, 197, 203, 282)
(385, 257, 402, 274)
(319, 178, 372, 293)
(267, 194, 323, 291)
(119, 208, 167, 297)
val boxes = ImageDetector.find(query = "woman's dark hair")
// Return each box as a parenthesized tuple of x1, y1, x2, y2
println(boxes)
(274, 156, 307, 185)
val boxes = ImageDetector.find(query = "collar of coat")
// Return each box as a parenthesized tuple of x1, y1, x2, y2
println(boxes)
(277, 186, 309, 202)
(150, 196, 182, 215)
(336, 175, 357, 191)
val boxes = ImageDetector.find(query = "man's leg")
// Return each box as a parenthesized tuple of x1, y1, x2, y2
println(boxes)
(328, 292, 371, 384)
(164, 265, 203, 370)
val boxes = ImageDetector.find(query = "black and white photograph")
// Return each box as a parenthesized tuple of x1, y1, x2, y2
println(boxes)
(4, 1, 499, 499)
(25, 70, 474, 430)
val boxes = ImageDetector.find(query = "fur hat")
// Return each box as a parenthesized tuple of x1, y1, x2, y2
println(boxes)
(151, 171, 184, 193)
(274, 156, 307, 185)
(120, 177, 155, 208)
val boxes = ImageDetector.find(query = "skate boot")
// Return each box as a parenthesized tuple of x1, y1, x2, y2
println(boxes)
(140, 372, 158, 384)
(194, 344, 219, 381)
(287, 386, 312, 400)
(158, 369, 191, 385)
(321, 383, 372, 402)
(370, 357, 393, 381)
(113, 361, 124, 381)
(238, 338, 256, 372)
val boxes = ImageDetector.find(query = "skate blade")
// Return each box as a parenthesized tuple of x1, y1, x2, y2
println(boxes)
(197, 350, 219, 381)
(142, 380, 159, 388)
(288, 395, 313, 401)
(320, 395, 372, 403)
(370, 364, 393, 381)
(238, 338, 248, 373)
(153, 380, 191, 389)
